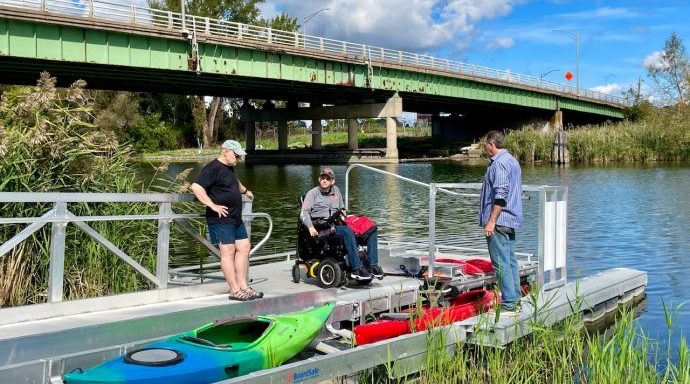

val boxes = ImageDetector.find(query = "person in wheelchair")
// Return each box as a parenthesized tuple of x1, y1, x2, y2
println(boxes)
(300, 167, 384, 280)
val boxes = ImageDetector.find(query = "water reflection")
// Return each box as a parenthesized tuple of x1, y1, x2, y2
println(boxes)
(139, 160, 690, 354)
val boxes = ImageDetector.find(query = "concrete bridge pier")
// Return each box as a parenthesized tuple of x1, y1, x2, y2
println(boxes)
(242, 101, 257, 152)
(385, 117, 398, 159)
(238, 95, 402, 162)
(348, 119, 358, 150)
(311, 103, 322, 150)
(278, 120, 288, 150)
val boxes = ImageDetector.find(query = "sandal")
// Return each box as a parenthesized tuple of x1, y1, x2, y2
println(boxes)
(228, 289, 253, 301)
(242, 287, 264, 299)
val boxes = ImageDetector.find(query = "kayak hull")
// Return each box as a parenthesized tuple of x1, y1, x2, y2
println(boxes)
(64, 302, 334, 384)
(354, 289, 496, 345)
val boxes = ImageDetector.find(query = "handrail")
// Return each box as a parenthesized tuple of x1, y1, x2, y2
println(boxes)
(0, 0, 628, 106)
(426, 183, 567, 291)
(0, 192, 273, 302)
(343, 163, 476, 210)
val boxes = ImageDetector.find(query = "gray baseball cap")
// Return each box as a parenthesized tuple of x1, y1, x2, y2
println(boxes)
(221, 140, 247, 156)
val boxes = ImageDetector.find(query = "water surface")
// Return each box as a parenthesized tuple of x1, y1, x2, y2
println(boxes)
(146, 160, 690, 353)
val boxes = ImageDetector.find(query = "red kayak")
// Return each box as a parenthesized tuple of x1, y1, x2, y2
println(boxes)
(354, 289, 497, 346)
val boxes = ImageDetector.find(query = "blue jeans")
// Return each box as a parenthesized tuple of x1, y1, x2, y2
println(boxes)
(486, 225, 521, 310)
(334, 225, 378, 270)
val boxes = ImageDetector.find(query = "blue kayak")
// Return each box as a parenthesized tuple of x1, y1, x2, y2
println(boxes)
(63, 302, 334, 384)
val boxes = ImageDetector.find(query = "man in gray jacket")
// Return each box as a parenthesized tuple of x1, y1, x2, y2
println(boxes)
(300, 167, 383, 280)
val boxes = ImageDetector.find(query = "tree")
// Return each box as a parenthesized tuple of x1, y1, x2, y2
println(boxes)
(148, 0, 298, 148)
(149, 0, 263, 24)
(646, 32, 690, 106)
(148, 0, 265, 147)
(256, 13, 299, 31)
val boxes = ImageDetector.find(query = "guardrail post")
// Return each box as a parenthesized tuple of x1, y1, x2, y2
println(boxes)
(294, 31, 298, 47)
(267, 28, 272, 44)
(131, 4, 136, 24)
(48, 202, 67, 303)
(205, 17, 210, 34)
(156, 202, 172, 289)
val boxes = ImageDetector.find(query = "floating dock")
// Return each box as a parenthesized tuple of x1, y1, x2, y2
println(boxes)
(0, 245, 646, 383)
(0, 165, 648, 383)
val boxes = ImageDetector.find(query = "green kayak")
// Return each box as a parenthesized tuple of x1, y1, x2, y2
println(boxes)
(64, 302, 335, 384)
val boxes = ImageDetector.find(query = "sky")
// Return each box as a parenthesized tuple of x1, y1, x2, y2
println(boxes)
(254, 0, 690, 98)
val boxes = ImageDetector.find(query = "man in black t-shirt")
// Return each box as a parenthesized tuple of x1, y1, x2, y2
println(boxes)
(190, 140, 261, 301)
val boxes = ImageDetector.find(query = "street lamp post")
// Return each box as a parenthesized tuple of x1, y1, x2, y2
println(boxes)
(553, 30, 580, 96)
(540, 69, 560, 80)
(302, 8, 330, 47)
(180, 0, 187, 33)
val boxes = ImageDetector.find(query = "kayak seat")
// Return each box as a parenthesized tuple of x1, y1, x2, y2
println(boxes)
(181, 336, 228, 348)
(197, 319, 271, 346)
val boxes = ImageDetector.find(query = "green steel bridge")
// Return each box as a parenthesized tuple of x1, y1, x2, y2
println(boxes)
(0, 0, 627, 160)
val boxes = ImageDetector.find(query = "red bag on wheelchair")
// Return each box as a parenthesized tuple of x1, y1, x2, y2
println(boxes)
(343, 214, 377, 239)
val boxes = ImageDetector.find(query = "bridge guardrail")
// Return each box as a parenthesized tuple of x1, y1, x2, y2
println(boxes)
(0, 0, 629, 106)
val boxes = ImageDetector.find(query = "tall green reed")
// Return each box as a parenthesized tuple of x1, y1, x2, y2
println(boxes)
(408, 299, 688, 384)
(505, 107, 690, 163)
(0, 73, 196, 306)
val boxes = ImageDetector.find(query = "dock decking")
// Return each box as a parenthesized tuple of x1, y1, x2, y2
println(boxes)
(0, 250, 646, 383)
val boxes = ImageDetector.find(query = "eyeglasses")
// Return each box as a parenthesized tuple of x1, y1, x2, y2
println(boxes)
(319, 175, 332, 180)
(225, 150, 241, 158)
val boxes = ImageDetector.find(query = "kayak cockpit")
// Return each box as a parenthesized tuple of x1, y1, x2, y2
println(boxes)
(182, 316, 274, 349)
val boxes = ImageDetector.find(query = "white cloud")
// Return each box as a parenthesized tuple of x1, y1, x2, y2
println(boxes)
(590, 83, 623, 95)
(262, 0, 523, 53)
(643, 50, 668, 70)
(557, 7, 641, 21)
(486, 37, 514, 50)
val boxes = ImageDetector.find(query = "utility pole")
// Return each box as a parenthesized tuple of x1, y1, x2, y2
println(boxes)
(553, 30, 580, 97)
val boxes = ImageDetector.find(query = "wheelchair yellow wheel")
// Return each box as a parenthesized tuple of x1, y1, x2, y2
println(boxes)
(308, 260, 320, 278)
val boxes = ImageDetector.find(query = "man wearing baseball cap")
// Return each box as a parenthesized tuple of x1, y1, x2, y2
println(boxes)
(191, 140, 262, 301)
(300, 167, 384, 281)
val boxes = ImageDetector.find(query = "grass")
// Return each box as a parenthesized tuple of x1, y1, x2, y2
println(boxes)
(356, 293, 688, 384)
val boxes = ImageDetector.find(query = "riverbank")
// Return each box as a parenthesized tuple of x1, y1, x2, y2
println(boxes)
(144, 107, 690, 164)
(142, 135, 476, 163)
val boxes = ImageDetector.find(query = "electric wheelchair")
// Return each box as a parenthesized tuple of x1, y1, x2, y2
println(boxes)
(291, 198, 374, 288)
